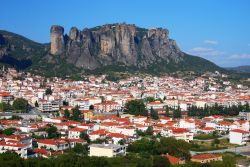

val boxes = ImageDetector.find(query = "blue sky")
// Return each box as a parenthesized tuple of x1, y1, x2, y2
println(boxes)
(1, 0, 250, 67)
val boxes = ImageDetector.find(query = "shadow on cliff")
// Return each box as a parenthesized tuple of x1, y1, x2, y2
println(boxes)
(0, 55, 32, 70)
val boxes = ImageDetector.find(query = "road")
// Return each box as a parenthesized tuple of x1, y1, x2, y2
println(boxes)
(193, 135, 229, 142)
(0, 107, 50, 119)
(190, 144, 250, 156)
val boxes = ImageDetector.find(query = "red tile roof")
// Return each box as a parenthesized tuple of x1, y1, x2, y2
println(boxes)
(89, 129, 107, 136)
(69, 127, 87, 132)
(231, 129, 249, 134)
(192, 153, 221, 160)
(172, 128, 189, 134)
(218, 121, 233, 125)
(166, 154, 181, 165)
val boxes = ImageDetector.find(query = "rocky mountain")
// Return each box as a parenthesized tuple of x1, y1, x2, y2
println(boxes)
(49, 23, 184, 70)
(0, 23, 224, 78)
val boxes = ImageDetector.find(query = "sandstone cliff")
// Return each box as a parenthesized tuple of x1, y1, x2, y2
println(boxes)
(50, 23, 184, 69)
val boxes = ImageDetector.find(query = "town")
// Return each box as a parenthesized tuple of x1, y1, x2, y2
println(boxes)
(0, 67, 250, 166)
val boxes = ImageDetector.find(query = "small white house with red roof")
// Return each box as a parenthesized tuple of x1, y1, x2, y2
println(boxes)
(161, 127, 193, 142)
(198, 127, 215, 134)
(233, 120, 250, 131)
(131, 116, 147, 124)
(68, 127, 87, 139)
(179, 119, 196, 132)
(106, 133, 133, 144)
(88, 129, 108, 141)
(37, 139, 69, 151)
(77, 123, 95, 133)
(159, 117, 172, 124)
(216, 121, 233, 132)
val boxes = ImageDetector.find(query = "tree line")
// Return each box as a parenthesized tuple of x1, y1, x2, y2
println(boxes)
(187, 103, 249, 117)
(0, 98, 28, 113)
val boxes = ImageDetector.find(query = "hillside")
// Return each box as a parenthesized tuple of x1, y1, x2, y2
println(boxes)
(0, 24, 227, 78)
(226, 65, 250, 73)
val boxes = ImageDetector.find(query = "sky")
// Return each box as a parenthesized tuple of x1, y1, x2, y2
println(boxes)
(1, 0, 250, 67)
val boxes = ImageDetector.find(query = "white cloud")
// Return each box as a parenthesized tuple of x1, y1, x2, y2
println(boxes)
(189, 47, 213, 52)
(188, 47, 225, 56)
(229, 54, 250, 59)
(204, 40, 218, 45)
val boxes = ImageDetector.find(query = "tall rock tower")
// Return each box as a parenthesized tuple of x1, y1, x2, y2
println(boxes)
(50, 25, 64, 55)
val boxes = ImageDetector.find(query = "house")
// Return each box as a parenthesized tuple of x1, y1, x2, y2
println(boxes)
(171, 128, 193, 142)
(0, 134, 32, 158)
(0, 141, 29, 158)
(106, 133, 133, 144)
(77, 123, 95, 133)
(131, 116, 147, 124)
(37, 139, 69, 151)
(80, 110, 94, 121)
(179, 119, 196, 132)
(68, 127, 87, 139)
(198, 127, 215, 134)
(38, 100, 60, 112)
(0, 92, 14, 104)
(88, 129, 108, 141)
(67, 138, 87, 148)
(4, 135, 32, 148)
(233, 120, 250, 131)
(146, 101, 165, 110)
(94, 101, 121, 112)
(229, 129, 250, 145)
(216, 121, 233, 132)
(161, 127, 193, 142)
(191, 153, 222, 163)
(89, 144, 126, 157)
(159, 117, 172, 124)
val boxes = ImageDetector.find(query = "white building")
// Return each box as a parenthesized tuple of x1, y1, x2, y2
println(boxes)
(68, 128, 87, 139)
(39, 100, 59, 112)
(179, 119, 196, 132)
(229, 129, 250, 145)
(0, 142, 29, 158)
(89, 144, 126, 157)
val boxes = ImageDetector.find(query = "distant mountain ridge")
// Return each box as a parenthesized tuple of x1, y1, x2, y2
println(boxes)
(226, 65, 250, 73)
(0, 23, 225, 78)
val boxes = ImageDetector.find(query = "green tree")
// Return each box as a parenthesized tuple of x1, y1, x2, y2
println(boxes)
(80, 132, 90, 143)
(72, 143, 88, 155)
(150, 107, 159, 120)
(164, 105, 170, 117)
(2, 128, 15, 136)
(144, 97, 155, 103)
(145, 126, 153, 136)
(45, 88, 52, 95)
(124, 100, 148, 116)
(46, 125, 58, 138)
(118, 139, 126, 145)
(12, 98, 28, 113)
(0, 102, 4, 111)
(0, 152, 24, 167)
(173, 107, 182, 118)
(35, 101, 39, 107)
(153, 155, 170, 167)
(89, 105, 94, 110)
(72, 106, 81, 121)
(64, 109, 70, 118)
(11, 115, 23, 120)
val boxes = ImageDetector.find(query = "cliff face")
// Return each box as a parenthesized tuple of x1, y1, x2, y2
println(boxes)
(50, 25, 64, 55)
(50, 23, 184, 69)
(0, 27, 224, 77)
